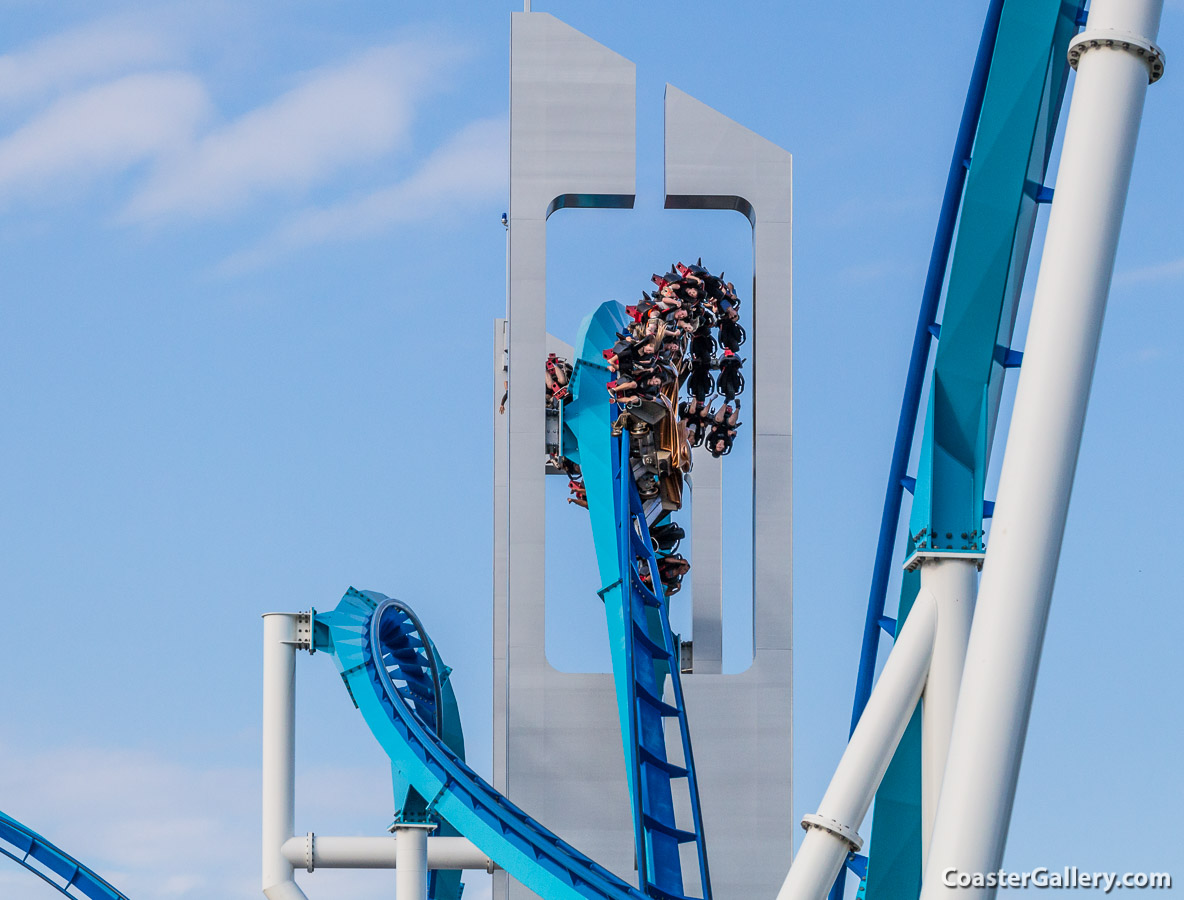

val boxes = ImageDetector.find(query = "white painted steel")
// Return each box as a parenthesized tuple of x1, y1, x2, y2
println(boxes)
(690, 449, 723, 673)
(666, 83, 797, 897)
(497, 16, 794, 900)
(918, 559, 977, 868)
(777, 591, 937, 900)
(263, 882, 311, 900)
(395, 824, 435, 900)
(280, 835, 497, 871)
(498, 17, 638, 895)
(262, 614, 308, 900)
(920, 2, 1165, 897)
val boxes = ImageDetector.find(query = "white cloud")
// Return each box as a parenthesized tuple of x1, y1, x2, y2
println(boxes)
(0, 25, 482, 264)
(0, 743, 255, 898)
(0, 72, 211, 203)
(1135, 346, 1163, 363)
(219, 116, 507, 272)
(1115, 256, 1184, 285)
(0, 741, 444, 900)
(126, 41, 461, 221)
(0, 19, 177, 109)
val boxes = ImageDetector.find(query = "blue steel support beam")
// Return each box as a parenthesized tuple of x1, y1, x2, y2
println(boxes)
(909, 0, 1079, 555)
(849, 0, 1006, 740)
(855, 3, 1082, 900)
(836, 6, 1004, 889)
(859, 543, 923, 900)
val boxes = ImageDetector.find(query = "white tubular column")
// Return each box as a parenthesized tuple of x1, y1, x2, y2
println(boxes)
(777, 591, 938, 900)
(395, 823, 435, 900)
(262, 613, 309, 900)
(917, 559, 977, 868)
(920, 3, 1164, 898)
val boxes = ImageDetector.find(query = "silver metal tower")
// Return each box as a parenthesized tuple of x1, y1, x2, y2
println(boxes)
(493, 12, 794, 900)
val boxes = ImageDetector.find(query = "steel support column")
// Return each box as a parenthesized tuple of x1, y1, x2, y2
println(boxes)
(920, 3, 1165, 895)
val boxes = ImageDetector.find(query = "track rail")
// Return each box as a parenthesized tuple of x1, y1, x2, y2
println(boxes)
(564, 300, 712, 900)
(374, 597, 467, 900)
(317, 299, 713, 900)
(611, 432, 711, 900)
(318, 588, 649, 900)
(843, 3, 1083, 900)
(0, 810, 129, 900)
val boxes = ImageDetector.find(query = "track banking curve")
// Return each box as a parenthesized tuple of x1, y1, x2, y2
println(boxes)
(317, 588, 649, 900)
(316, 300, 715, 900)
(563, 301, 712, 900)
(0, 810, 129, 900)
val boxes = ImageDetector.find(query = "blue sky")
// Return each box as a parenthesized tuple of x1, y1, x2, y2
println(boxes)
(0, 2, 1181, 899)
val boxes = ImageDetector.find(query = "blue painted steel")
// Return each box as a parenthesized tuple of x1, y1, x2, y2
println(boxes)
(849, 0, 1007, 738)
(0, 810, 129, 900)
(562, 300, 711, 900)
(368, 598, 467, 900)
(861, 545, 923, 900)
(320, 304, 709, 900)
(318, 588, 648, 900)
(562, 302, 637, 813)
(909, 0, 1079, 557)
(847, 855, 869, 880)
(610, 432, 712, 900)
(847, 2, 1083, 900)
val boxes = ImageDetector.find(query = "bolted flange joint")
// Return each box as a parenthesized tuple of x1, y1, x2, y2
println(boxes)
(1068, 29, 1165, 83)
(801, 813, 864, 852)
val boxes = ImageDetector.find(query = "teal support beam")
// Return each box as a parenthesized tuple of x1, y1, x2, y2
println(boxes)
(909, 0, 1079, 557)
(864, 541, 923, 900)
(865, 1, 1082, 899)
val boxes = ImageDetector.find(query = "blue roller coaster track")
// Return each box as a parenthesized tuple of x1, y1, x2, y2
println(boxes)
(564, 301, 712, 900)
(594, 429, 711, 900)
(314, 298, 713, 900)
(376, 596, 469, 900)
(841, 2, 1084, 900)
(317, 587, 648, 900)
(0, 810, 129, 900)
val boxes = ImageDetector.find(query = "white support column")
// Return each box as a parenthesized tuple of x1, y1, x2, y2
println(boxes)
(918, 559, 977, 868)
(777, 591, 937, 900)
(920, 3, 1164, 897)
(395, 824, 435, 900)
(262, 613, 309, 900)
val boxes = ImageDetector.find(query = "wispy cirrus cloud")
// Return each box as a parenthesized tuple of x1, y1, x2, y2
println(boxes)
(1114, 256, 1184, 285)
(0, 742, 256, 899)
(124, 41, 463, 221)
(0, 19, 490, 269)
(0, 72, 211, 203)
(0, 18, 179, 109)
(218, 115, 507, 273)
(0, 740, 480, 900)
